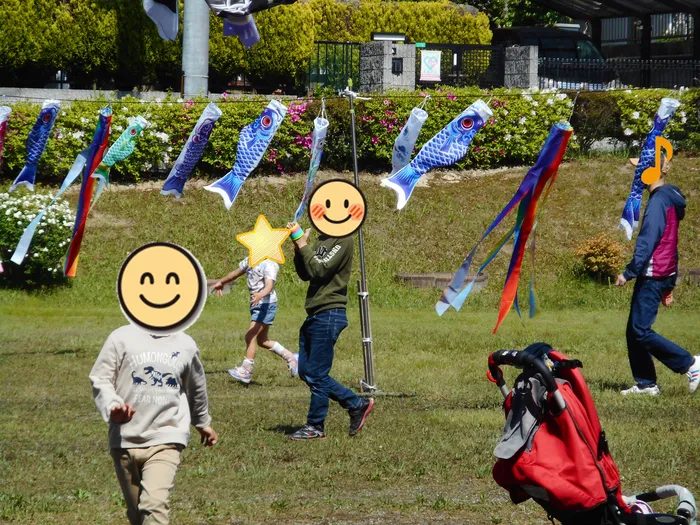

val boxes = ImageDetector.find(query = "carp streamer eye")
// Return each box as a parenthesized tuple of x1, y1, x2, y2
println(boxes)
(460, 118, 474, 130)
(130, 128, 137, 136)
(43, 113, 52, 123)
(193, 135, 200, 143)
(262, 115, 272, 127)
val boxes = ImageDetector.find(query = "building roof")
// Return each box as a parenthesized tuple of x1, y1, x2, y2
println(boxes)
(533, 0, 700, 19)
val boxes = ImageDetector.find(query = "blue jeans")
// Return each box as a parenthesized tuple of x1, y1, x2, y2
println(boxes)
(298, 308, 362, 426)
(626, 276, 694, 386)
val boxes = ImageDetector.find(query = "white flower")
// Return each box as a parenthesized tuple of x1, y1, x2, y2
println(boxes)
(504, 133, 512, 141)
(155, 97, 162, 103)
(38, 229, 44, 234)
(523, 94, 533, 101)
(62, 111, 67, 117)
(519, 117, 527, 125)
(42, 247, 48, 252)
(623, 128, 633, 136)
(625, 89, 632, 94)
(647, 120, 653, 127)
(546, 98, 554, 105)
(80, 117, 90, 125)
(680, 111, 686, 118)
(532, 100, 539, 107)
(122, 107, 128, 112)
(17, 221, 22, 225)
(530, 110, 536, 116)
(556, 93, 567, 101)
(682, 117, 687, 124)
(631, 111, 640, 120)
(152, 131, 170, 143)
(177, 98, 184, 103)
(71, 131, 85, 140)
(114, 125, 124, 132)
(503, 110, 509, 116)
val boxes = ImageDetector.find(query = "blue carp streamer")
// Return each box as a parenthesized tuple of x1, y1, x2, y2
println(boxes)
(162, 102, 222, 198)
(294, 116, 329, 222)
(205, 100, 287, 210)
(621, 97, 680, 240)
(381, 99, 492, 210)
(9, 100, 61, 192)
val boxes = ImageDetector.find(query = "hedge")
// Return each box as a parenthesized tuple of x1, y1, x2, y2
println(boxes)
(0, 0, 491, 92)
(1, 88, 698, 186)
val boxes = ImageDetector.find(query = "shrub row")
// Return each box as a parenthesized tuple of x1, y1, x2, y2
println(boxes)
(0, 0, 491, 92)
(0, 87, 698, 185)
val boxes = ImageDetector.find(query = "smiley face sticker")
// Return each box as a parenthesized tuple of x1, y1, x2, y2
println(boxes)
(307, 179, 367, 237)
(117, 243, 207, 335)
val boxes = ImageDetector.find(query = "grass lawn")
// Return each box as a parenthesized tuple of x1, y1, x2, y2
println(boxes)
(1, 157, 700, 523)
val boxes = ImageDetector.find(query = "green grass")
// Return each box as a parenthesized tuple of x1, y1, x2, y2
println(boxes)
(1, 157, 700, 523)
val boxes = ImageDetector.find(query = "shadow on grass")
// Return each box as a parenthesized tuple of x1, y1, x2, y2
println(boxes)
(266, 424, 301, 435)
(592, 379, 630, 392)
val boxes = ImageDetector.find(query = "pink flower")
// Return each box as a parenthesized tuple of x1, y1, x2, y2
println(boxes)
(447, 93, 456, 101)
(419, 91, 428, 97)
(474, 147, 480, 153)
(221, 92, 229, 100)
(388, 124, 393, 132)
(383, 100, 390, 106)
(381, 119, 387, 126)
(291, 114, 300, 123)
(489, 119, 495, 125)
(371, 136, 379, 144)
(362, 115, 370, 121)
(385, 110, 394, 116)
(499, 150, 505, 155)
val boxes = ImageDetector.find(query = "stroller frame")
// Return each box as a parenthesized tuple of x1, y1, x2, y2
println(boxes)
(487, 346, 697, 525)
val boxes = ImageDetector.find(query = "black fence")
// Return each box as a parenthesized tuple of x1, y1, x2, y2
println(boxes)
(415, 43, 505, 88)
(539, 58, 700, 90)
(308, 41, 361, 93)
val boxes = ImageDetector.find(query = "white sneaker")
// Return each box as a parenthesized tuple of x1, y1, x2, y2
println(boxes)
(228, 366, 251, 384)
(687, 355, 700, 394)
(288, 353, 299, 378)
(621, 384, 660, 396)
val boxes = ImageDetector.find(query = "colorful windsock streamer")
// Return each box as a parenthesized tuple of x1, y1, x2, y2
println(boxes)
(9, 100, 60, 192)
(494, 122, 572, 333)
(381, 99, 492, 210)
(294, 115, 329, 222)
(0, 106, 10, 169)
(162, 102, 222, 198)
(621, 97, 680, 240)
(205, 100, 287, 210)
(223, 15, 260, 48)
(392, 106, 428, 175)
(64, 107, 112, 277)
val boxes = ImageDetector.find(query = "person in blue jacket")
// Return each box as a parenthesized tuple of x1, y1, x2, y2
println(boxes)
(616, 153, 699, 396)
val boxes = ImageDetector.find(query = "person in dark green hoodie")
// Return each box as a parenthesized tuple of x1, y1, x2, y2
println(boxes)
(286, 222, 374, 440)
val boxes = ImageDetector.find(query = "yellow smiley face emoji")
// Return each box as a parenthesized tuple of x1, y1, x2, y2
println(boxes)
(307, 179, 367, 237)
(117, 243, 207, 335)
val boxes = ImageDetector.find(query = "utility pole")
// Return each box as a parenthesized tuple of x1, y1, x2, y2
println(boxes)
(182, 0, 210, 96)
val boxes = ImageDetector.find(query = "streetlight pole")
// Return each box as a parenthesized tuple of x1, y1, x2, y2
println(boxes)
(182, 0, 210, 96)
(341, 83, 377, 394)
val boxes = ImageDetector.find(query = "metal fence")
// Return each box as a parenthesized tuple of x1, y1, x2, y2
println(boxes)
(602, 13, 694, 45)
(539, 58, 700, 90)
(308, 41, 361, 93)
(415, 43, 505, 88)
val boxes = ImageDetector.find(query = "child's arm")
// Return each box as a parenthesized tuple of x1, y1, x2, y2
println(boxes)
(184, 348, 217, 446)
(89, 335, 127, 423)
(212, 268, 245, 296)
(251, 278, 275, 306)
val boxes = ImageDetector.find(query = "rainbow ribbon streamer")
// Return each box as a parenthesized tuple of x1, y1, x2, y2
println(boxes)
(294, 112, 328, 223)
(0, 106, 11, 169)
(621, 97, 680, 240)
(64, 107, 113, 277)
(435, 122, 572, 332)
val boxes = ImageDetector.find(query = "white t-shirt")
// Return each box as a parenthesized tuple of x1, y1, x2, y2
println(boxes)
(239, 257, 279, 304)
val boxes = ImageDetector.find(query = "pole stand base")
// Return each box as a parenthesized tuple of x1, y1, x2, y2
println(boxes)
(359, 379, 379, 394)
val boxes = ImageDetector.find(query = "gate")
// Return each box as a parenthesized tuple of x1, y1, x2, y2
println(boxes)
(308, 41, 362, 93)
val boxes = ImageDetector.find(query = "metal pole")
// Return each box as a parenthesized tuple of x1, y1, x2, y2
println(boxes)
(342, 84, 377, 393)
(182, 0, 210, 97)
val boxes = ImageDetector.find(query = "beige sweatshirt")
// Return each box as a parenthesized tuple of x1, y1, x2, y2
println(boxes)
(89, 325, 212, 449)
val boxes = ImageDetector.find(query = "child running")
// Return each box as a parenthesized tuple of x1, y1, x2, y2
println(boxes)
(212, 256, 298, 384)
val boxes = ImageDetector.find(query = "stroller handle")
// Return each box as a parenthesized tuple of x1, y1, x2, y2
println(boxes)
(488, 350, 567, 413)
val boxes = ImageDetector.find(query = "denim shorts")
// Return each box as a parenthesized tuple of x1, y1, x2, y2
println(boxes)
(250, 302, 277, 325)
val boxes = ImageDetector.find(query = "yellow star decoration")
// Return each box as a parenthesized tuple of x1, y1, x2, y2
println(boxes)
(236, 215, 291, 267)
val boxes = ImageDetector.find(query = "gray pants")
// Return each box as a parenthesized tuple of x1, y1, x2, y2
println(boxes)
(111, 444, 183, 525)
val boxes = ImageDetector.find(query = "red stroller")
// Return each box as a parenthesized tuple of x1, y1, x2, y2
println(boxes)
(487, 343, 697, 525)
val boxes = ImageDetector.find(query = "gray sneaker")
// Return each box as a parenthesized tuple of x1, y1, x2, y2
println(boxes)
(621, 384, 660, 396)
(288, 424, 325, 440)
(687, 355, 700, 394)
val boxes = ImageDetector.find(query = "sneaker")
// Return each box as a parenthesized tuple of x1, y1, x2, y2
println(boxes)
(228, 366, 251, 384)
(288, 353, 299, 378)
(288, 424, 325, 440)
(348, 398, 375, 436)
(687, 355, 700, 394)
(621, 384, 660, 396)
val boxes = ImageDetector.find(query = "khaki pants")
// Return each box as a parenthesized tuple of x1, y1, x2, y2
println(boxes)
(111, 444, 183, 525)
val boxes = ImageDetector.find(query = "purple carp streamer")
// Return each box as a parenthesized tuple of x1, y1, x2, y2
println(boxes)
(142, 0, 178, 41)
(392, 106, 428, 175)
(9, 100, 61, 192)
(161, 102, 222, 198)
(204, 100, 287, 210)
(381, 99, 492, 210)
(223, 15, 260, 48)
(621, 97, 680, 240)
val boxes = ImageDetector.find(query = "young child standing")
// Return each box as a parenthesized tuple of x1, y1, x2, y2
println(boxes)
(212, 257, 298, 384)
(90, 324, 218, 525)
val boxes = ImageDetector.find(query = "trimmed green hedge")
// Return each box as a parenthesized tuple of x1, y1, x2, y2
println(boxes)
(1, 88, 698, 185)
(0, 0, 491, 92)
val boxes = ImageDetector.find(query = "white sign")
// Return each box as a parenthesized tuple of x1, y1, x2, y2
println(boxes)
(420, 50, 441, 82)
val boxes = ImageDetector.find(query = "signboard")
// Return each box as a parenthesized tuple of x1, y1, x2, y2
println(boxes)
(419, 50, 441, 82)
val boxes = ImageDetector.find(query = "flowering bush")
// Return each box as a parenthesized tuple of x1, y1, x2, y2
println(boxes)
(1, 88, 699, 184)
(574, 233, 625, 282)
(0, 192, 74, 288)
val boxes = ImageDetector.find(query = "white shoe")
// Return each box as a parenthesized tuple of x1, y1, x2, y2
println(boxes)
(288, 353, 299, 378)
(621, 384, 660, 396)
(228, 366, 251, 384)
(687, 355, 700, 394)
